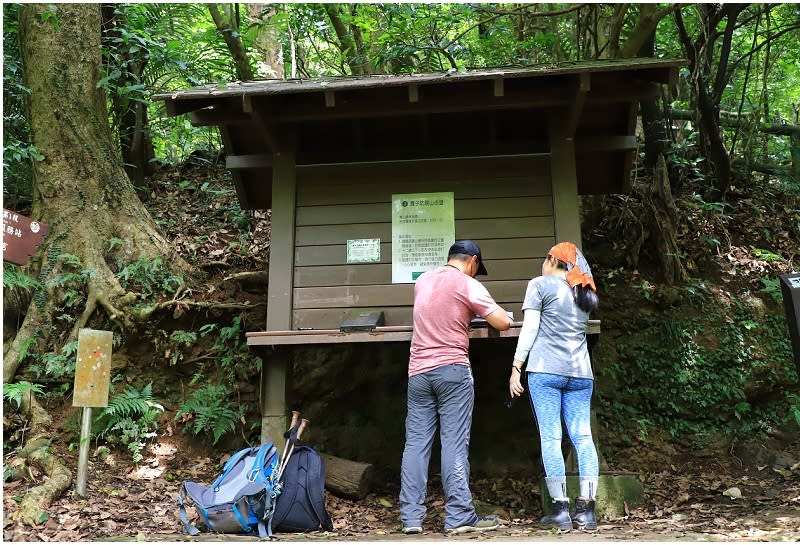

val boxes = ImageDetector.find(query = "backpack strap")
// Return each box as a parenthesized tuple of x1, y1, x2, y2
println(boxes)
(211, 446, 257, 489)
(301, 447, 334, 531)
(252, 443, 278, 483)
(176, 483, 201, 536)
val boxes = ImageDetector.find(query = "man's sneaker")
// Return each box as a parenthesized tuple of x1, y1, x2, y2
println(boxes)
(402, 526, 422, 534)
(445, 515, 499, 534)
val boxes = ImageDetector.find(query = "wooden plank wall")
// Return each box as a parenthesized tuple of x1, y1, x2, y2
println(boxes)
(293, 155, 555, 329)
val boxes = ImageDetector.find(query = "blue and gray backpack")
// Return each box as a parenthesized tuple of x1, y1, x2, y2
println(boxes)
(177, 443, 280, 538)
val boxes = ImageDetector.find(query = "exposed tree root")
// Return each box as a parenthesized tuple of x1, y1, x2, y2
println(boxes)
(132, 297, 265, 321)
(223, 270, 269, 292)
(70, 277, 135, 339)
(3, 301, 52, 381)
(12, 394, 73, 527)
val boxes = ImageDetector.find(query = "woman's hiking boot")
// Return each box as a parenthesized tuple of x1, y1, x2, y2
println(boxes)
(539, 499, 572, 531)
(572, 497, 597, 531)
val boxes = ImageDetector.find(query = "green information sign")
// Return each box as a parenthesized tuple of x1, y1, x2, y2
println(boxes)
(391, 192, 455, 283)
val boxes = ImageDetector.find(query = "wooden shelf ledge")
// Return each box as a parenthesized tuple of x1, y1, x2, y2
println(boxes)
(246, 320, 600, 346)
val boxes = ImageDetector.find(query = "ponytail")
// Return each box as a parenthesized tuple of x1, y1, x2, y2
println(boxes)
(573, 285, 599, 313)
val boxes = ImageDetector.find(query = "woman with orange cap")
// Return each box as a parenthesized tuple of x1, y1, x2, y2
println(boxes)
(509, 242, 600, 532)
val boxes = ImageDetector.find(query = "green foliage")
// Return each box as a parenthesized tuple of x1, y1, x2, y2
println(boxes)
(95, 383, 164, 463)
(203, 315, 262, 382)
(169, 314, 261, 444)
(3, 265, 43, 293)
(42, 254, 98, 318)
(101, 3, 232, 164)
(759, 277, 783, 303)
(117, 255, 182, 301)
(598, 289, 797, 446)
(164, 330, 198, 365)
(790, 394, 800, 428)
(751, 248, 785, 262)
(2, 4, 41, 206)
(27, 341, 78, 380)
(176, 384, 244, 445)
(3, 381, 45, 407)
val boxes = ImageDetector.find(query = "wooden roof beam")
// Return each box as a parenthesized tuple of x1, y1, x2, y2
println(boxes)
(219, 126, 257, 210)
(226, 154, 273, 169)
(188, 106, 251, 126)
(575, 135, 637, 153)
(164, 98, 219, 117)
(261, 89, 569, 122)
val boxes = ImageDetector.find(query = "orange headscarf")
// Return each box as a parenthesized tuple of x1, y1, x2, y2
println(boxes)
(548, 242, 597, 292)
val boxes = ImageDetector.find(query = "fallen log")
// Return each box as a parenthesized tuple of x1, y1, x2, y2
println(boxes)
(320, 453, 374, 500)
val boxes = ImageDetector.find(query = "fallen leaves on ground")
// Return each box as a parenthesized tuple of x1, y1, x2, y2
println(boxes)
(3, 435, 799, 542)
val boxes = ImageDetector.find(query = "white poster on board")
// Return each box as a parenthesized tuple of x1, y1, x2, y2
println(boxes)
(391, 192, 455, 283)
(346, 238, 381, 263)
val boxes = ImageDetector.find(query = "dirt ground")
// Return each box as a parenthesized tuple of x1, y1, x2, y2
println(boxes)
(3, 425, 799, 543)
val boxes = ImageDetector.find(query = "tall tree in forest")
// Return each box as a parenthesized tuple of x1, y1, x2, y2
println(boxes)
(324, 3, 374, 75)
(246, 3, 284, 79)
(11, 2, 190, 398)
(674, 3, 748, 200)
(208, 3, 254, 80)
(100, 4, 155, 184)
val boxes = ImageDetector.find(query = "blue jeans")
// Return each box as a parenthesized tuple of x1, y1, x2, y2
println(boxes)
(527, 372, 599, 479)
(400, 364, 478, 529)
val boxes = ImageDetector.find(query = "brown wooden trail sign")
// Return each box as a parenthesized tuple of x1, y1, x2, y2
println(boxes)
(3, 208, 50, 266)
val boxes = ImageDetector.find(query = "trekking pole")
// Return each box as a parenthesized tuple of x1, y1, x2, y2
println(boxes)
(276, 418, 309, 482)
(279, 411, 301, 462)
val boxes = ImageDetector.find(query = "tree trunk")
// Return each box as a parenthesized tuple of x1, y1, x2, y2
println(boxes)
(324, 3, 373, 75)
(208, 3, 254, 80)
(637, 31, 671, 173)
(11, 3, 190, 383)
(246, 4, 284, 79)
(101, 4, 155, 185)
(619, 4, 677, 59)
(649, 155, 688, 285)
(675, 5, 750, 200)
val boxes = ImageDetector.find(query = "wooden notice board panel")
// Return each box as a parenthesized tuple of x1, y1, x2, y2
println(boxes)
(73, 329, 113, 408)
(2, 209, 49, 266)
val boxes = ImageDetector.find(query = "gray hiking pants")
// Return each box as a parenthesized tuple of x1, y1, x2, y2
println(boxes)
(399, 364, 478, 530)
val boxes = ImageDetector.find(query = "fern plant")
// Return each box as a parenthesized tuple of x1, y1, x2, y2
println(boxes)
(116, 255, 183, 301)
(3, 265, 43, 292)
(3, 381, 45, 407)
(176, 384, 244, 445)
(95, 383, 164, 463)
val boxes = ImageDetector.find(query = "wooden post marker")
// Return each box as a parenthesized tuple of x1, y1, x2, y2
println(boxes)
(73, 328, 113, 497)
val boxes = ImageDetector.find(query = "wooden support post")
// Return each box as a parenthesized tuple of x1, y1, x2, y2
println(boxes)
(548, 113, 582, 248)
(261, 151, 297, 450)
(564, 73, 590, 137)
